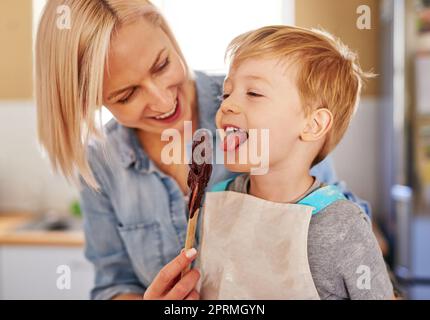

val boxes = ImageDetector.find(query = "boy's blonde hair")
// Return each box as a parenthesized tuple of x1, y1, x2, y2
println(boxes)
(226, 25, 374, 165)
(36, 0, 189, 189)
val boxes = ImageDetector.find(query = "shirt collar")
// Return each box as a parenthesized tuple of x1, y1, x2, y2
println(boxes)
(115, 123, 140, 169)
(194, 70, 223, 135)
(107, 121, 151, 174)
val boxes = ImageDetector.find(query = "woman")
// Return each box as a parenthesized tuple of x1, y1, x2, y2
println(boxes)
(35, 0, 370, 300)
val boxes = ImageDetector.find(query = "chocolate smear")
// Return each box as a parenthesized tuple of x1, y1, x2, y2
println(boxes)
(187, 130, 213, 218)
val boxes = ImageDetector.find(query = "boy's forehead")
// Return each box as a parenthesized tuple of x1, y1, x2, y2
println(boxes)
(224, 73, 271, 87)
(225, 57, 298, 86)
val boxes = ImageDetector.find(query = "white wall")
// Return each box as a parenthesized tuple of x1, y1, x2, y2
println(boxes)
(149, 0, 293, 73)
(332, 97, 382, 216)
(0, 246, 93, 299)
(0, 101, 78, 214)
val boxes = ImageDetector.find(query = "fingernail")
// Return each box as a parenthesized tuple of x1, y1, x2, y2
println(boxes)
(185, 248, 197, 259)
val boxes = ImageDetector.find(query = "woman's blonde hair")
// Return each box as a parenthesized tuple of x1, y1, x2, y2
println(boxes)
(35, 0, 189, 189)
(226, 25, 375, 166)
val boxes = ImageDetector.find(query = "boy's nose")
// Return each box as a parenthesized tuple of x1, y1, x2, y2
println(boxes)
(220, 101, 242, 114)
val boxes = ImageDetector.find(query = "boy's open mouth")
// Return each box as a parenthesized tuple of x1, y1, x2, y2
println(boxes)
(222, 125, 249, 152)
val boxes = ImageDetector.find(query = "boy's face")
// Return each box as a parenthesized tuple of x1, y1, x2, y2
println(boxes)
(215, 57, 308, 173)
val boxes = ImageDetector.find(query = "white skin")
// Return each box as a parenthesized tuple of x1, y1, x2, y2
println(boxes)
(102, 18, 200, 300)
(216, 57, 333, 203)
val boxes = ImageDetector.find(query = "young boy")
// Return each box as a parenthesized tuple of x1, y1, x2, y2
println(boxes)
(199, 26, 393, 299)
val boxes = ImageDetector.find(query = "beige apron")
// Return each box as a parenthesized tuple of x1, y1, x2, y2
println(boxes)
(196, 190, 320, 300)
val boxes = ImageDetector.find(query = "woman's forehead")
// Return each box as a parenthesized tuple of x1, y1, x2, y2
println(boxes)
(104, 19, 169, 84)
(109, 19, 165, 64)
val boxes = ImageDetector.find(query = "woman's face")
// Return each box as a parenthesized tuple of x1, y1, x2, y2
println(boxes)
(103, 18, 192, 134)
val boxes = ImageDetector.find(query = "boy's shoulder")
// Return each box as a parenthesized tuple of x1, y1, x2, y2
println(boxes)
(312, 199, 370, 227)
(309, 199, 371, 246)
(307, 200, 376, 283)
(308, 199, 393, 299)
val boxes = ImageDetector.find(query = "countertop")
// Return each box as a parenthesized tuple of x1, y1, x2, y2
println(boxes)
(0, 212, 84, 247)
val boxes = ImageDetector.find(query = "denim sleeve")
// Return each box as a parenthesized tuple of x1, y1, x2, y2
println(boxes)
(310, 155, 372, 218)
(79, 149, 146, 300)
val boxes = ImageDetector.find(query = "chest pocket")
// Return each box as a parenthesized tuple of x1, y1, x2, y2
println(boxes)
(117, 221, 165, 286)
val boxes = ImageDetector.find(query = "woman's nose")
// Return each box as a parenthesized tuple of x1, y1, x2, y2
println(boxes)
(145, 83, 174, 112)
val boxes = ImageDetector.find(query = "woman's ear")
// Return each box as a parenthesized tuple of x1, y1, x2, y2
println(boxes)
(300, 108, 333, 142)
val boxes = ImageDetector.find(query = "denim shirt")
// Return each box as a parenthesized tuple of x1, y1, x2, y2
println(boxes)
(80, 71, 371, 300)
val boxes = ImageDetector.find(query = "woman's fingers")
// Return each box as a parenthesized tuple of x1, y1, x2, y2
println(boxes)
(164, 268, 200, 300)
(144, 248, 197, 299)
(164, 273, 181, 293)
(185, 289, 200, 300)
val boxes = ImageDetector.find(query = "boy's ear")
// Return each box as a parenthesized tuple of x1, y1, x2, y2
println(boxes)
(300, 108, 333, 142)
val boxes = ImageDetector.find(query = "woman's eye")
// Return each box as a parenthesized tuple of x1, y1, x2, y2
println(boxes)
(157, 57, 170, 72)
(222, 93, 230, 100)
(118, 89, 135, 104)
(247, 91, 263, 97)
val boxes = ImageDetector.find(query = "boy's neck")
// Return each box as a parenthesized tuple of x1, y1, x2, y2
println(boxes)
(248, 164, 314, 203)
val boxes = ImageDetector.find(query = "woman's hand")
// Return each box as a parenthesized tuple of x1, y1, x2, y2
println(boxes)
(143, 248, 200, 300)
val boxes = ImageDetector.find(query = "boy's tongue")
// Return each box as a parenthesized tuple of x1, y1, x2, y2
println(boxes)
(222, 131, 248, 152)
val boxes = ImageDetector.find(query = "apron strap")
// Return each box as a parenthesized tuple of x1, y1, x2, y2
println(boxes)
(211, 177, 235, 192)
(297, 185, 346, 215)
(211, 179, 346, 215)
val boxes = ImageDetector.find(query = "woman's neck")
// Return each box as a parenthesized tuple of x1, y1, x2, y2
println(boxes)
(249, 162, 314, 204)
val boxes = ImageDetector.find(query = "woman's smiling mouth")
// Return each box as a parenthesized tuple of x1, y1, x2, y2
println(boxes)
(149, 97, 182, 124)
(154, 99, 178, 120)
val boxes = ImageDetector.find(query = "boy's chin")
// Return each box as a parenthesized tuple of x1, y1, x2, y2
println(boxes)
(223, 162, 254, 173)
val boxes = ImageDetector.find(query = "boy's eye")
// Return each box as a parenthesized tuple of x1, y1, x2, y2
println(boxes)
(247, 91, 263, 97)
(222, 93, 230, 100)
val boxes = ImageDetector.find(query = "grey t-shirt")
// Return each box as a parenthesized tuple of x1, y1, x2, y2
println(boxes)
(227, 174, 394, 300)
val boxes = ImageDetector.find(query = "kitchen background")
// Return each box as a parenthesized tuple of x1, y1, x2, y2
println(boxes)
(0, 0, 429, 299)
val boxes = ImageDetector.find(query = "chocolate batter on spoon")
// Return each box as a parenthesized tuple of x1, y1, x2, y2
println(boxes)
(187, 130, 213, 218)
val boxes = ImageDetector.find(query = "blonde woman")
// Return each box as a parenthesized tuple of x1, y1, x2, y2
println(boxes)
(35, 0, 370, 300)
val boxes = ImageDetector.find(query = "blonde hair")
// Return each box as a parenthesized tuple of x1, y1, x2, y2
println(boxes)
(226, 25, 375, 165)
(35, 0, 189, 189)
